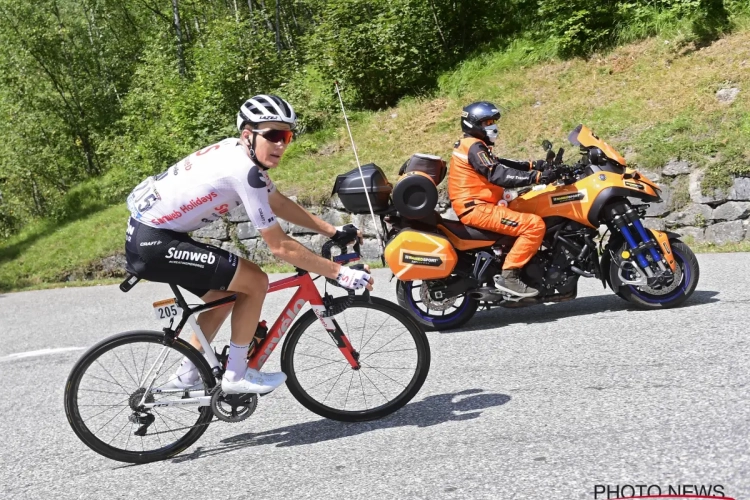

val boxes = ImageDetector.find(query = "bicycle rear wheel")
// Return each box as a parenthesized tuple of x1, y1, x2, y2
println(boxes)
(64, 331, 215, 463)
(281, 296, 430, 422)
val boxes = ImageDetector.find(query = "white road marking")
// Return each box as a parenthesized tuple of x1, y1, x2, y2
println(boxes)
(0, 347, 84, 362)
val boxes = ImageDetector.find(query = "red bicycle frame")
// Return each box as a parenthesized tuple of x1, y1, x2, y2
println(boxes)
(246, 272, 360, 370)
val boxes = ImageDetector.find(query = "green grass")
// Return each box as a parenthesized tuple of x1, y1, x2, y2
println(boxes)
(0, 204, 129, 292)
(3, 24, 750, 292)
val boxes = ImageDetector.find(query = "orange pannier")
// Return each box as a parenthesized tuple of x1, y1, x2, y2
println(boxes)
(384, 229, 457, 281)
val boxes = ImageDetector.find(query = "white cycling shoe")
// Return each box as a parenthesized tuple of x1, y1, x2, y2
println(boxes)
(221, 368, 287, 395)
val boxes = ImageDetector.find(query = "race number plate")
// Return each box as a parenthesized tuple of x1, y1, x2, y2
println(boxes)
(153, 298, 182, 321)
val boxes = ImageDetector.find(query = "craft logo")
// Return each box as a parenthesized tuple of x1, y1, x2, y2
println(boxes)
(593, 483, 732, 499)
(551, 190, 588, 205)
(402, 253, 443, 267)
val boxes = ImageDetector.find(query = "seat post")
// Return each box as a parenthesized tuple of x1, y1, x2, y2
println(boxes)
(170, 284, 189, 310)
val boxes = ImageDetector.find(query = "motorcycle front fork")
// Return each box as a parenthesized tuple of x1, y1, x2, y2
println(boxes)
(611, 207, 670, 283)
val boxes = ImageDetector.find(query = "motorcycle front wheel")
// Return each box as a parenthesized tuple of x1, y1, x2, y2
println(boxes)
(396, 279, 479, 331)
(611, 239, 700, 309)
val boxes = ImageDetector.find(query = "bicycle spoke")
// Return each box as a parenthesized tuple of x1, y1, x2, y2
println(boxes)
(359, 329, 409, 362)
(129, 344, 141, 386)
(153, 411, 179, 442)
(80, 396, 130, 421)
(359, 313, 395, 352)
(358, 370, 368, 409)
(360, 368, 389, 404)
(113, 350, 139, 387)
(322, 363, 351, 403)
(108, 418, 132, 446)
(295, 359, 349, 374)
(344, 370, 355, 410)
(361, 362, 409, 388)
(361, 347, 416, 357)
(93, 359, 132, 396)
(93, 405, 128, 434)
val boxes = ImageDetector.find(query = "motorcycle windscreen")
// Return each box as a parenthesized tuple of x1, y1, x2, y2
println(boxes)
(568, 124, 627, 166)
(384, 230, 457, 281)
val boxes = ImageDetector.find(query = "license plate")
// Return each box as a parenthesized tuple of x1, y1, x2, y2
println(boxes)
(153, 298, 182, 321)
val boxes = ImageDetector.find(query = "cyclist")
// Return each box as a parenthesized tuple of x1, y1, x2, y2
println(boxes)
(125, 94, 373, 395)
(448, 101, 558, 297)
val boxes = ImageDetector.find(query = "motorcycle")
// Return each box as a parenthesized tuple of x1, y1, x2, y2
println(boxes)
(331, 124, 700, 331)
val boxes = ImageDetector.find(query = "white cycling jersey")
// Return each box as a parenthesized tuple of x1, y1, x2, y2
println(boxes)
(127, 138, 278, 232)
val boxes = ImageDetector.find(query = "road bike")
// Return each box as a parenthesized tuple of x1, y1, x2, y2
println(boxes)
(64, 242, 430, 463)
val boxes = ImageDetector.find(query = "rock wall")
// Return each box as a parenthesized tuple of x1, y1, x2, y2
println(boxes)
(639, 163, 750, 244)
(190, 168, 749, 265)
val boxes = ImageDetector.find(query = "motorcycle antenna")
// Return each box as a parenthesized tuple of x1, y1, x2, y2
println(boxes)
(334, 81, 385, 254)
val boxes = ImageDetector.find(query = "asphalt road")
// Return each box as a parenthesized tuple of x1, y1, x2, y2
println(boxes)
(1, 253, 747, 500)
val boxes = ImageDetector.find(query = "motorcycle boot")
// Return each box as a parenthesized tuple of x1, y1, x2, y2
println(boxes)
(494, 268, 539, 297)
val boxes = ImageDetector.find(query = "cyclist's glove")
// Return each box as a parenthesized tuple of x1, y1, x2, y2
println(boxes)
(332, 224, 360, 247)
(336, 265, 371, 290)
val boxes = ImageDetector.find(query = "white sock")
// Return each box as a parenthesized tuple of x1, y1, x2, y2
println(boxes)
(225, 341, 250, 383)
(175, 356, 199, 384)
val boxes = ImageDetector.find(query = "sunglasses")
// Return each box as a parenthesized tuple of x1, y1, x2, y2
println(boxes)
(255, 128, 294, 145)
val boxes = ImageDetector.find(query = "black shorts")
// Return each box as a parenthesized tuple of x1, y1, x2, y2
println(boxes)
(125, 217, 239, 298)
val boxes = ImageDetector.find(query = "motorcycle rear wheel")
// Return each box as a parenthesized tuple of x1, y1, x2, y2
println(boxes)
(396, 279, 479, 331)
(612, 239, 699, 309)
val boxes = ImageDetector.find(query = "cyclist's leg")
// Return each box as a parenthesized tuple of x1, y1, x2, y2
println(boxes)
(225, 258, 269, 345)
(221, 259, 286, 393)
(183, 290, 235, 352)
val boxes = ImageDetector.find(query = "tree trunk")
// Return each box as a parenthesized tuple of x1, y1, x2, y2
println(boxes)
(258, 0, 275, 32)
(247, 0, 256, 31)
(274, 0, 281, 54)
(171, 0, 186, 77)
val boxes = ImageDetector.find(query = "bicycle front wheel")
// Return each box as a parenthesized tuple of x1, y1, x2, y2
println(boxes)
(281, 295, 430, 422)
(64, 331, 216, 464)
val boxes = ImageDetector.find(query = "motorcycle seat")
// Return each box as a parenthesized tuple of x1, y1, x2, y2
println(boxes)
(439, 219, 503, 241)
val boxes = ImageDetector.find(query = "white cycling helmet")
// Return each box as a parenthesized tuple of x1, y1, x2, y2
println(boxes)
(237, 94, 297, 132)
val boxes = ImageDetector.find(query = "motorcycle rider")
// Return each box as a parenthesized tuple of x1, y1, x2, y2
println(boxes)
(448, 101, 559, 297)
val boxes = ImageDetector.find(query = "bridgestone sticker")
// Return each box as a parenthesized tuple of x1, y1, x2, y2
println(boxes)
(550, 190, 588, 205)
(402, 253, 443, 267)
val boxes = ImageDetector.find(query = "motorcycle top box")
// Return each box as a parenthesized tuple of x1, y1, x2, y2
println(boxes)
(332, 163, 393, 214)
(384, 229, 457, 281)
(392, 153, 446, 220)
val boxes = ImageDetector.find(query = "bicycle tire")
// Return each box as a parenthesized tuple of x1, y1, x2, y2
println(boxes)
(281, 296, 430, 422)
(64, 331, 216, 464)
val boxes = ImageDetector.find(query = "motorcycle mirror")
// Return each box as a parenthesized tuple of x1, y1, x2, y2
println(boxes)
(555, 147, 565, 165)
(545, 149, 555, 163)
(542, 139, 553, 152)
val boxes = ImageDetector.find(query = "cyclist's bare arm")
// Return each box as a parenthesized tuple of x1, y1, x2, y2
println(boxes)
(268, 190, 336, 237)
(261, 223, 340, 277)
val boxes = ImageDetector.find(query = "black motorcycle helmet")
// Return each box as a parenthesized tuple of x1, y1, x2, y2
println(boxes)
(461, 101, 501, 145)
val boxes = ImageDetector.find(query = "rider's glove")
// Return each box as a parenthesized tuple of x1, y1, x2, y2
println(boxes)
(537, 168, 559, 185)
(531, 159, 547, 172)
(336, 265, 371, 290)
(332, 224, 360, 247)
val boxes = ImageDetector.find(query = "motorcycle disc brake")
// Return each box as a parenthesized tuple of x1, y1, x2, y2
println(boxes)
(420, 282, 459, 311)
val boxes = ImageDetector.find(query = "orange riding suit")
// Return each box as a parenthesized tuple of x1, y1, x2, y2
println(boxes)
(448, 136, 545, 269)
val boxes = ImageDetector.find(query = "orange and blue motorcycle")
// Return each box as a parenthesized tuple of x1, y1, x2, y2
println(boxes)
(331, 125, 700, 331)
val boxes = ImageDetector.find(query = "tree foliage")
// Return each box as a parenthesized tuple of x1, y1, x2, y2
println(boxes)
(0, 0, 746, 236)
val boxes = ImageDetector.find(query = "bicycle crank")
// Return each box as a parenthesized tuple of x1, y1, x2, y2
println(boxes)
(210, 387, 258, 423)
